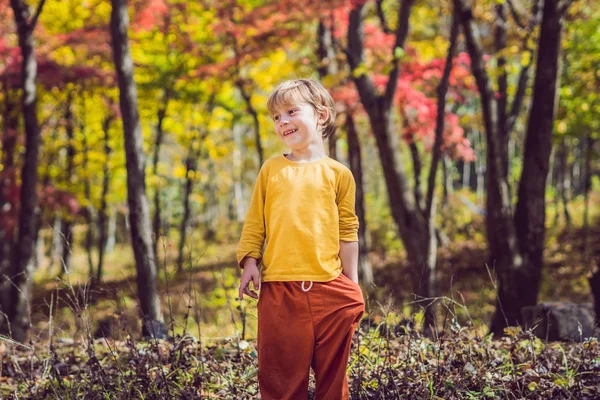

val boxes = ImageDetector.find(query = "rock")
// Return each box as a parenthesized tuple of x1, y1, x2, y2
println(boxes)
(142, 319, 171, 340)
(521, 302, 599, 342)
(53, 362, 70, 376)
(58, 337, 75, 345)
(93, 317, 115, 339)
(589, 268, 600, 327)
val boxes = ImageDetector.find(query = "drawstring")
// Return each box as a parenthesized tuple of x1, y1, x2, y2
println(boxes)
(301, 281, 313, 292)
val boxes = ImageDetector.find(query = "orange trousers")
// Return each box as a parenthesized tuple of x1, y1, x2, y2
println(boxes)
(257, 272, 365, 400)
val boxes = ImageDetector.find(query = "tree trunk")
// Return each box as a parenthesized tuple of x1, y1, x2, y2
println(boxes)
(453, 0, 566, 335)
(474, 130, 486, 205)
(461, 159, 472, 191)
(317, 18, 339, 162)
(151, 97, 168, 259)
(81, 124, 96, 280)
(237, 81, 263, 168)
(493, 0, 569, 334)
(368, 107, 435, 329)
(204, 159, 217, 242)
(0, 87, 19, 297)
(442, 155, 453, 204)
(546, 147, 555, 189)
(554, 138, 571, 225)
(33, 233, 44, 270)
(105, 207, 117, 254)
(582, 134, 593, 259)
(110, 0, 164, 335)
(471, 3, 524, 334)
(552, 144, 562, 226)
(58, 220, 73, 277)
(57, 93, 76, 278)
(1, 84, 19, 169)
(347, 0, 436, 330)
(589, 232, 600, 328)
(495, 2, 509, 169)
(96, 114, 113, 284)
(561, 139, 572, 225)
(177, 143, 197, 273)
(317, 18, 337, 77)
(346, 113, 373, 286)
(572, 141, 582, 195)
(45, 217, 62, 268)
(508, 137, 517, 187)
(424, 12, 459, 330)
(409, 141, 423, 210)
(328, 134, 338, 160)
(232, 122, 246, 223)
(590, 269, 600, 329)
(1, 0, 47, 342)
(116, 210, 130, 244)
(40, 120, 60, 270)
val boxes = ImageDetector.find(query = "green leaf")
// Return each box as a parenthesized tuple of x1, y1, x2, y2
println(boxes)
(394, 46, 405, 60)
(352, 64, 369, 78)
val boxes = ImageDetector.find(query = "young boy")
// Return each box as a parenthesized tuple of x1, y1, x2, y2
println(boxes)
(237, 79, 365, 400)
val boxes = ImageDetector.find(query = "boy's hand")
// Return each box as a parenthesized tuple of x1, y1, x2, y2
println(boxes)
(239, 262, 260, 300)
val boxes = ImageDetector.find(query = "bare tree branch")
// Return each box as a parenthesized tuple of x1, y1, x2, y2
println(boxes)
(425, 13, 459, 220)
(453, 0, 515, 217)
(383, 0, 416, 108)
(409, 141, 423, 211)
(317, 17, 338, 77)
(347, 4, 378, 108)
(230, 27, 263, 167)
(495, 2, 508, 150)
(376, 0, 393, 34)
(505, 0, 542, 135)
(558, 0, 574, 15)
(506, 0, 526, 30)
(30, 0, 47, 29)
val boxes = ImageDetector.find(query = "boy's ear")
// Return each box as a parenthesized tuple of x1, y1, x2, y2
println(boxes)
(318, 109, 329, 123)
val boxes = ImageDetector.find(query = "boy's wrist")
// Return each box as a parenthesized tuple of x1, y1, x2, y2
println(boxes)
(241, 257, 258, 269)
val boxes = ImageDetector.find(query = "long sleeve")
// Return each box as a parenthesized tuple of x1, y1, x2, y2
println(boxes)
(337, 168, 359, 242)
(238, 155, 358, 282)
(236, 163, 268, 268)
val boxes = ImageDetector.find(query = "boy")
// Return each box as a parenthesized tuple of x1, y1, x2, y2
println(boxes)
(237, 79, 365, 400)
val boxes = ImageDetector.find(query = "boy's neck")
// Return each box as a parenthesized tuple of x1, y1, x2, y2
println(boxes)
(286, 142, 327, 163)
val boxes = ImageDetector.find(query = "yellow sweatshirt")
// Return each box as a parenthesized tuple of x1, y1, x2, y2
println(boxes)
(237, 155, 359, 282)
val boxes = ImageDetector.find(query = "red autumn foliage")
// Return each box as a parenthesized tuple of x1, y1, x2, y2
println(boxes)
(201, 0, 348, 79)
(326, 3, 476, 161)
(134, 0, 169, 30)
(1, 5, 111, 88)
(40, 185, 80, 215)
(2, 57, 111, 89)
(56, 26, 113, 60)
(0, 0, 97, 232)
(331, 51, 477, 162)
(0, 171, 80, 235)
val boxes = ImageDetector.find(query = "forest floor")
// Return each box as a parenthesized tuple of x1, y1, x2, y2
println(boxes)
(1, 191, 599, 398)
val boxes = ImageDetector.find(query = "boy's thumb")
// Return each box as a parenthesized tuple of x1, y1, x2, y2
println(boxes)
(253, 275, 260, 290)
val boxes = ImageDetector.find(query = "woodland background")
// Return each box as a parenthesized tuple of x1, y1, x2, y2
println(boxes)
(1, 0, 600, 398)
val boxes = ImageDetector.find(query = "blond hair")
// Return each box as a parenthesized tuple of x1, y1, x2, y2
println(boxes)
(267, 79, 337, 139)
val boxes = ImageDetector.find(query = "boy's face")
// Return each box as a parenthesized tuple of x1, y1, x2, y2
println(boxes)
(271, 102, 327, 150)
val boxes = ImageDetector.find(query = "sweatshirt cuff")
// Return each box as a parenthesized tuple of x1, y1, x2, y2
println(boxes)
(339, 232, 359, 242)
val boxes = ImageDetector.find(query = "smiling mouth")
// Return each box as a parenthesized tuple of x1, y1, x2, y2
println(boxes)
(283, 129, 297, 136)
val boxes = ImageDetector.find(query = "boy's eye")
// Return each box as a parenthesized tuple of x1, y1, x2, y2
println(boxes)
(288, 109, 296, 114)
(273, 115, 280, 121)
